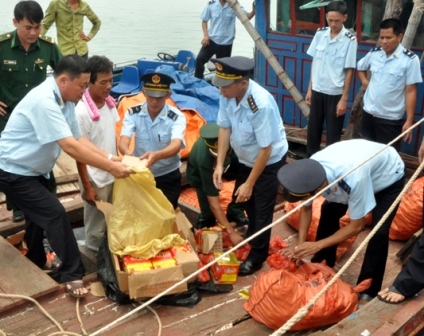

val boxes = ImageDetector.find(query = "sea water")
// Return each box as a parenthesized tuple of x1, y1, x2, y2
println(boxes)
(0, 0, 256, 64)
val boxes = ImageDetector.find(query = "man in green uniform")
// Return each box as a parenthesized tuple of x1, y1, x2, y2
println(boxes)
(0, 0, 62, 222)
(186, 122, 248, 246)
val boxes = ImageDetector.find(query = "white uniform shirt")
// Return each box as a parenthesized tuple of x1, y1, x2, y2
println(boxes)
(76, 100, 119, 188)
(200, 0, 248, 45)
(217, 80, 288, 167)
(121, 102, 186, 177)
(311, 139, 404, 219)
(307, 26, 358, 95)
(357, 44, 422, 120)
(0, 77, 81, 177)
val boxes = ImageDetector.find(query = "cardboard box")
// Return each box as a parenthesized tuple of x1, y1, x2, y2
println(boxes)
(195, 227, 223, 254)
(100, 202, 200, 299)
(211, 252, 240, 285)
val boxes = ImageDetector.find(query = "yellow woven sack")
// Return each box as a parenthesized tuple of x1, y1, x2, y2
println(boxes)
(108, 166, 186, 258)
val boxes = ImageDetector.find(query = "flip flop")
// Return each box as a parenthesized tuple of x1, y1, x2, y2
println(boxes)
(66, 281, 89, 298)
(377, 286, 406, 304)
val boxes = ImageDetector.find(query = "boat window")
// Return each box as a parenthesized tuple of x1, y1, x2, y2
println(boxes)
(294, 0, 321, 35)
(360, 0, 387, 43)
(268, 0, 292, 33)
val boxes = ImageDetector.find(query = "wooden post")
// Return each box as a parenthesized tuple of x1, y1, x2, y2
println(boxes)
(344, 0, 404, 139)
(402, 0, 424, 48)
(225, 0, 311, 119)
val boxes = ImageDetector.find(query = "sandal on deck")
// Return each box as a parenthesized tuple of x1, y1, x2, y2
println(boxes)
(377, 286, 406, 304)
(66, 281, 89, 298)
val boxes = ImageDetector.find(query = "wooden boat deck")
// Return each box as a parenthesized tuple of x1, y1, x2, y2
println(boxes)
(1, 204, 423, 336)
(1, 151, 424, 335)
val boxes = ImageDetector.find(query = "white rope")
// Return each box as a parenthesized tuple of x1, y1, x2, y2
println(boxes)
(271, 150, 424, 335)
(90, 119, 424, 335)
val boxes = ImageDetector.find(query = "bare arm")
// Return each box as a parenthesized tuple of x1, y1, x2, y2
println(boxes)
(118, 135, 132, 156)
(336, 68, 354, 117)
(57, 136, 131, 178)
(207, 195, 244, 245)
(213, 127, 231, 190)
(76, 161, 97, 205)
(305, 62, 313, 105)
(201, 21, 210, 46)
(357, 70, 369, 89)
(403, 84, 417, 144)
(234, 145, 271, 203)
(247, 2, 256, 19)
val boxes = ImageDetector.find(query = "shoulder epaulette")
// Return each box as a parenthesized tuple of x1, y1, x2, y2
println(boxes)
(247, 95, 258, 113)
(208, 0, 215, 4)
(403, 49, 416, 59)
(338, 179, 351, 195)
(0, 32, 12, 43)
(128, 104, 143, 115)
(317, 27, 329, 32)
(371, 47, 382, 52)
(167, 110, 178, 121)
(38, 35, 55, 44)
(345, 31, 356, 40)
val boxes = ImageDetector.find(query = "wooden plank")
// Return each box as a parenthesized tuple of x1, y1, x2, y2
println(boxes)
(0, 236, 59, 313)
(56, 151, 78, 176)
(55, 173, 79, 185)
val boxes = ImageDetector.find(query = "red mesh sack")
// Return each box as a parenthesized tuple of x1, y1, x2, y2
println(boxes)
(390, 177, 424, 241)
(268, 236, 288, 255)
(284, 196, 372, 261)
(244, 262, 371, 330)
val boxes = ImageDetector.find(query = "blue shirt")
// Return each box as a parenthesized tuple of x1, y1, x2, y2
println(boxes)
(200, 0, 248, 45)
(217, 80, 288, 167)
(311, 139, 404, 219)
(357, 44, 422, 120)
(121, 102, 186, 177)
(307, 26, 358, 95)
(0, 76, 81, 177)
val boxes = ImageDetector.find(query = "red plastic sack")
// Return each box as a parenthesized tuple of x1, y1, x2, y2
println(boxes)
(284, 196, 372, 261)
(268, 236, 288, 255)
(266, 252, 296, 272)
(233, 243, 251, 262)
(244, 262, 371, 331)
(390, 177, 424, 241)
(197, 262, 211, 283)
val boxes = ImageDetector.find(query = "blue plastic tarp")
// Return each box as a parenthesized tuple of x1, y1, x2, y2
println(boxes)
(156, 65, 219, 123)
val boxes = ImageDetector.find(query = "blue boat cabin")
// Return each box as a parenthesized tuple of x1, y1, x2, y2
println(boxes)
(254, 0, 424, 155)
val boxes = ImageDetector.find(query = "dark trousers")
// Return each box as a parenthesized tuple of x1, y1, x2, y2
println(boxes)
(393, 189, 424, 297)
(194, 40, 233, 79)
(307, 91, 345, 157)
(362, 111, 403, 151)
(0, 170, 84, 282)
(6, 170, 56, 212)
(195, 182, 245, 229)
(311, 176, 404, 297)
(155, 168, 182, 209)
(241, 155, 286, 264)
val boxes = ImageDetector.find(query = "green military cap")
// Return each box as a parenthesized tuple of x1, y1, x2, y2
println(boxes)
(141, 72, 175, 98)
(211, 56, 254, 87)
(200, 122, 231, 168)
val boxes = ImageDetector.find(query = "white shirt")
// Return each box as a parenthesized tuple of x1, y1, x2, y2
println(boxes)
(76, 100, 119, 188)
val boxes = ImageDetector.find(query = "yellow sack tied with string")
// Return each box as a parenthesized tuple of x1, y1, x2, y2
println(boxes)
(108, 166, 186, 258)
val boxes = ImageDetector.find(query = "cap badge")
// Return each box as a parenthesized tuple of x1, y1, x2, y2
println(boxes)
(152, 75, 161, 84)
(215, 63, 223, 71)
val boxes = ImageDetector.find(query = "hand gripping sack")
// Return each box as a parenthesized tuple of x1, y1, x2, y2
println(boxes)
(108, 167, 185, 258)
(244, 262, 371, 330)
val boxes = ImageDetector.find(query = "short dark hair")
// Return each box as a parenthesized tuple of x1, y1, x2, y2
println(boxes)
(380, 18, 403, 36)
(87, 56, 114, 84)
(53, 55, 90, 81)
(14, 1, 44, 24)
(327, 1, 347, 16)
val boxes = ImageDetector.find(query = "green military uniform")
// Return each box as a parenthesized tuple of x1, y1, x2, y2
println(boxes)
(186, 122, 247, 228)
(0, 30, 61, 215)
(0, 30, 62, 131)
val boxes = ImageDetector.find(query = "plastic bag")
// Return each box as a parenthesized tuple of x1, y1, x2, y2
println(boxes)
(266, 252, 296, 272)
(284, 196, 372, 261)
(155, 282, 202, 308)
(390, 177, 424, 241)
(97, 234, 132, 305)
(244, 262, 371, 331)
(108, 167, 185, 258)
(268, 236, 288, 255)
